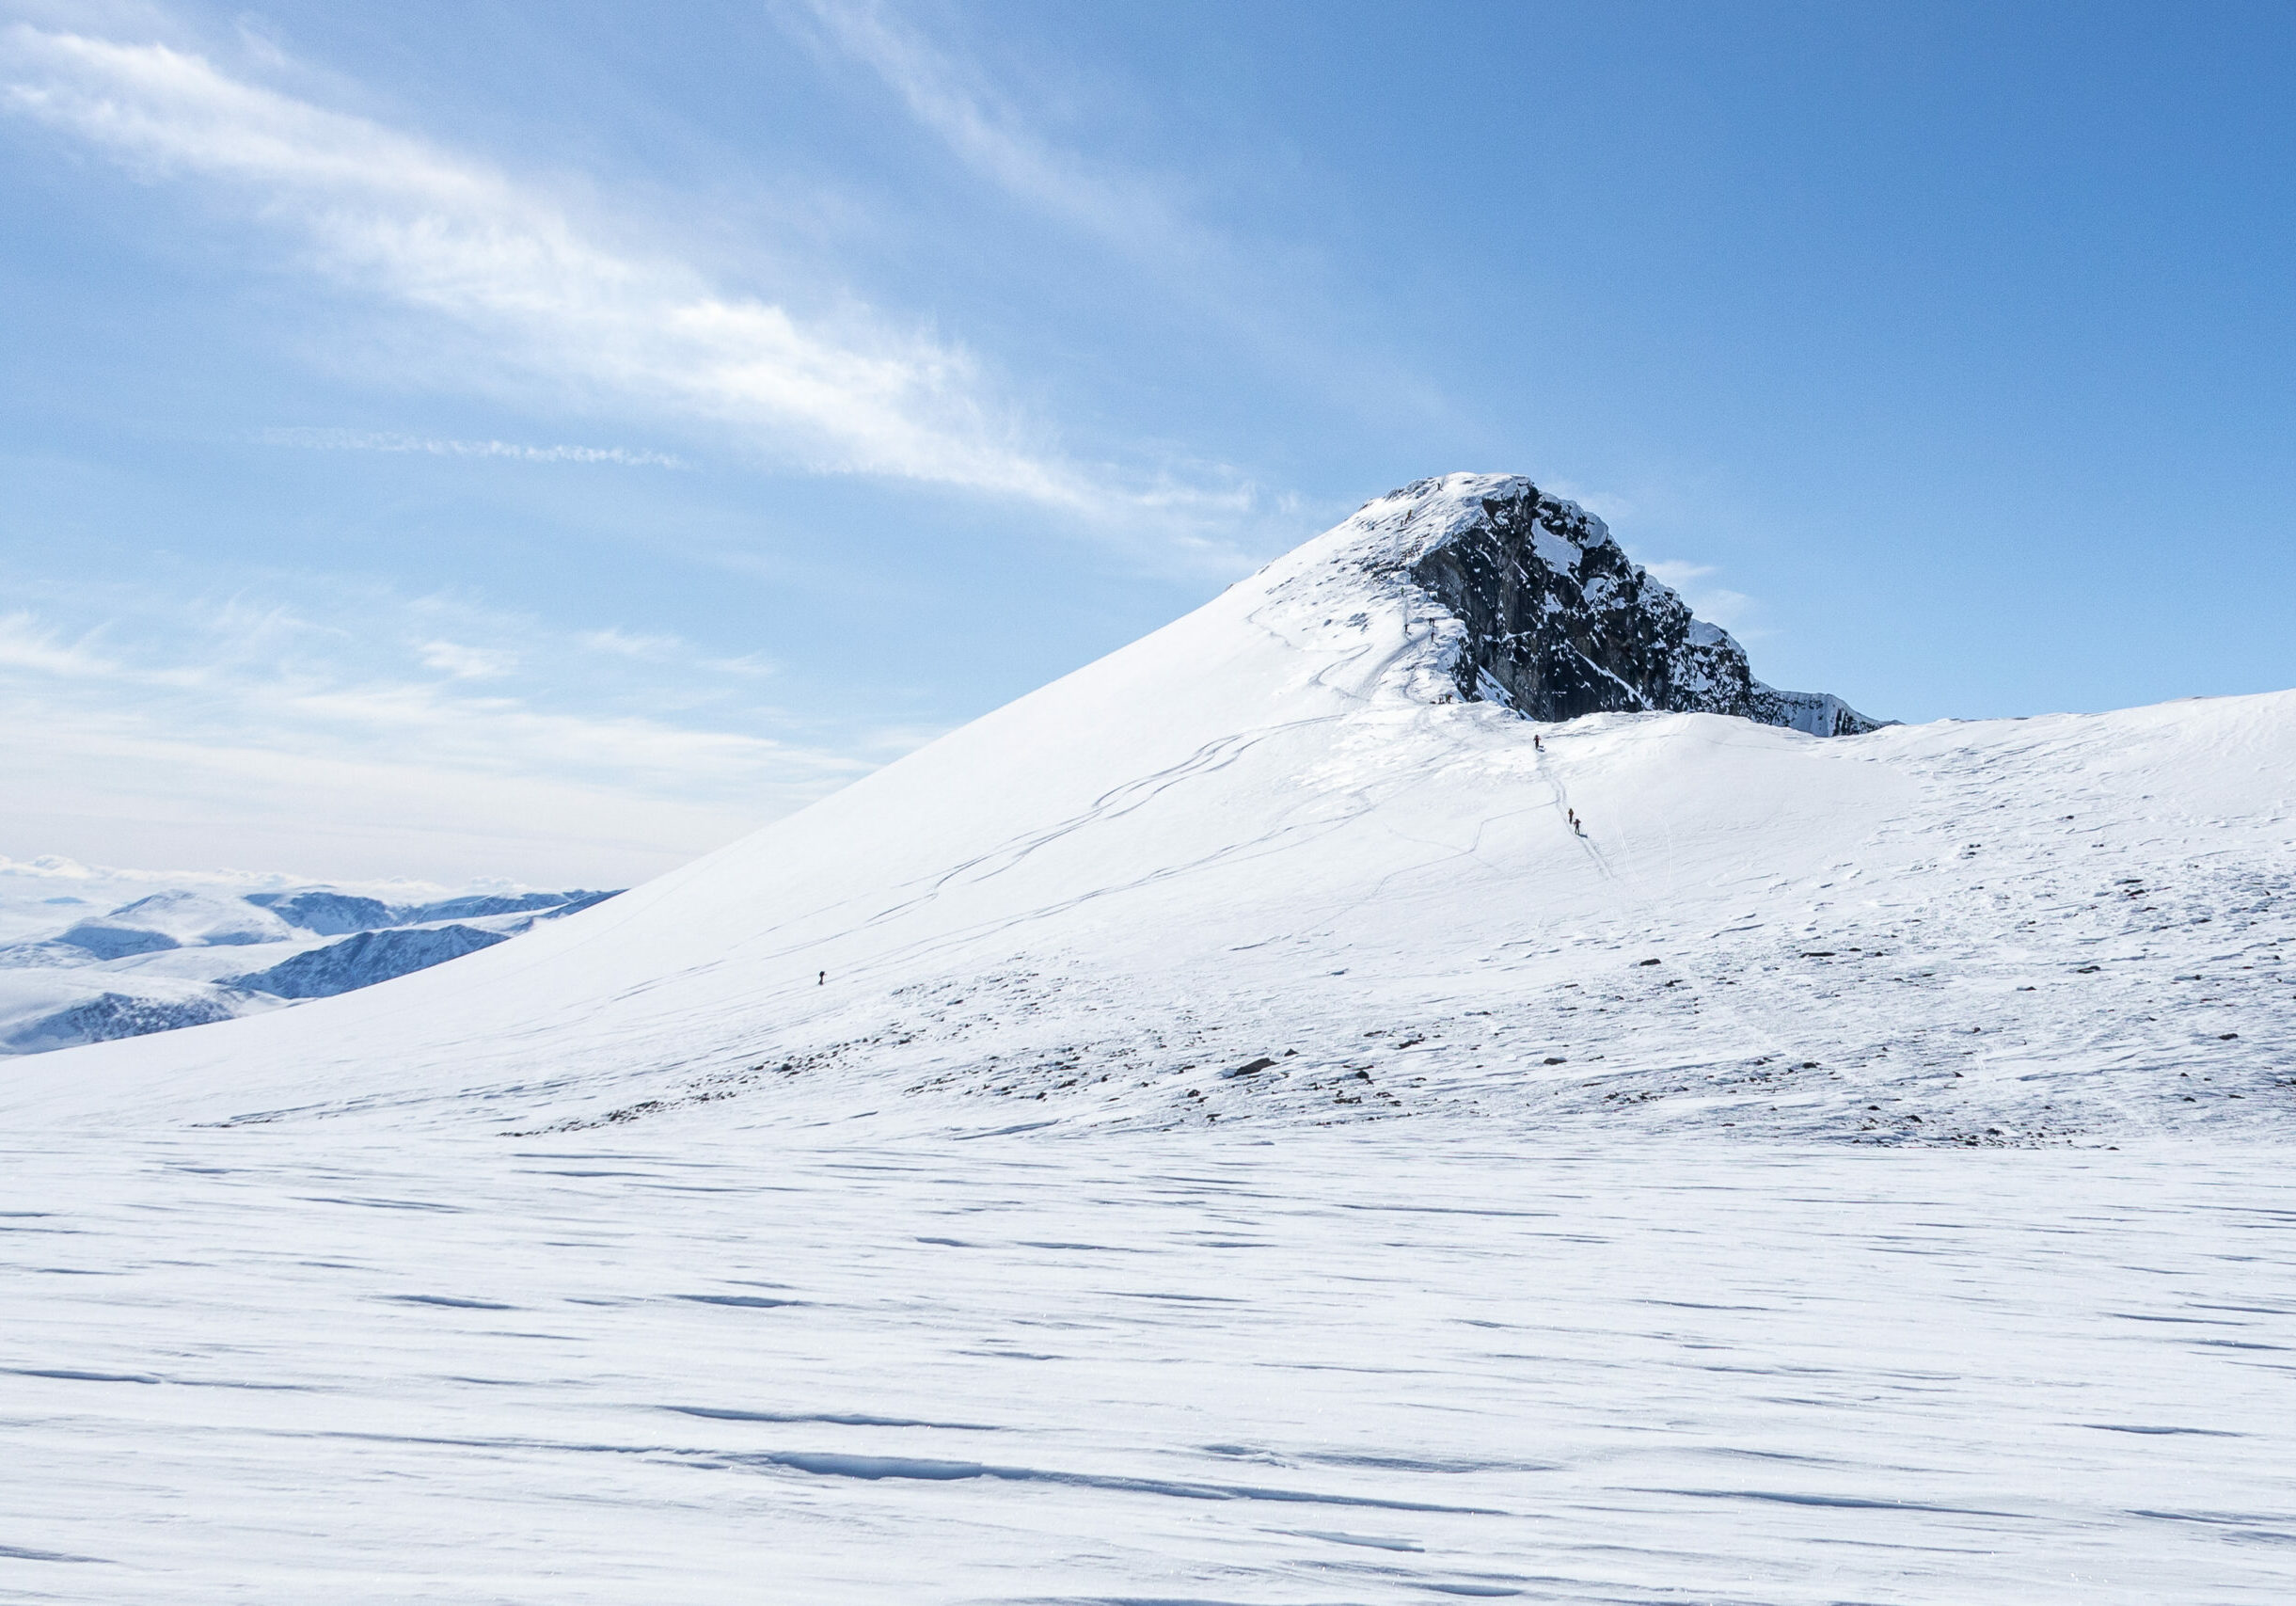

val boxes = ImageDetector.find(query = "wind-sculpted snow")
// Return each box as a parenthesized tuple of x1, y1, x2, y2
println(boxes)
(3, 1129, 2291, 1603)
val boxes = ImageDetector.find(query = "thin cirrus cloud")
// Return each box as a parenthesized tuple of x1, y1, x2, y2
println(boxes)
(416, 640, 518, 680)
(0, 598, 863, 794)
(260, 427, 688, 469)
(0, 593, 888, 882)
(578, 628, 688, 660)
(784, 0, 1454, 445)
(785, 0, 1194, 267)
(0, 20, 1223, 529)
(1643, 559, 1760, 635)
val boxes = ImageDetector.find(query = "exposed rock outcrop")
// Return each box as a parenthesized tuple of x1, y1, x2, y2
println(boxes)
(1351, 474, 1882, 734)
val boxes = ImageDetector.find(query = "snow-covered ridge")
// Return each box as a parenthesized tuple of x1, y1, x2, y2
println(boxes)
(1281, 473, 1882, 734)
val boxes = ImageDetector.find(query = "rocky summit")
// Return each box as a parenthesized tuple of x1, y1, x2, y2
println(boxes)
(1347, 473, 1882, 735)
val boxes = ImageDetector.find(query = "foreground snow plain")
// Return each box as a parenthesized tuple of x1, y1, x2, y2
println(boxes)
(6, 480, 2292, 1599)
(7, 1129, 2291, 1603)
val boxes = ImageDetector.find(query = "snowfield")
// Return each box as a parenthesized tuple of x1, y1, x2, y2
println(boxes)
(5, 478, 2291, 1600)
(6, 1130, 2291, 1603)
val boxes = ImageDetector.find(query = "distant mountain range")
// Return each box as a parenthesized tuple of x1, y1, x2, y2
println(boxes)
(0, 880, 618, 1055)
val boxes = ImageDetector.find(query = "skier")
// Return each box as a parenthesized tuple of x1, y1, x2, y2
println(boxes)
(817, 969, 826, 986)
(1533, 734, 1544, 753)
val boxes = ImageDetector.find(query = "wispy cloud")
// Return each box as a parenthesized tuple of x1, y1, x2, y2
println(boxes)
(578, 628, 684, 660)
(260, 427, 687, 468)
(0, 853, 503, 920)
(0, 21, 1208, 526)
(2, 604, 863, 793)
(785, 0, 1196, 268)
(416, 640, 517, 680)
(1644, 560, 1761, 635)
(0, 612, 114, 676)
(782, 0, 1453, 464)
(0, 577, 925, 882)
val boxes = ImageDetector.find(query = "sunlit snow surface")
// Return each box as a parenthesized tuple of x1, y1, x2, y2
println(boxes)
(6, 482, 2293, 1598)
(6, 1129, 2292, 1602)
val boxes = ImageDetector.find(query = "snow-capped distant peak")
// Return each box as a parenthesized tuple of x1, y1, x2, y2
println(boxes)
(62, 890, 297, 954)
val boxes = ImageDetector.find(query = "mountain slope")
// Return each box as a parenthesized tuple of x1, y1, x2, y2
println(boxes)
(7, 477, 2289, 1142)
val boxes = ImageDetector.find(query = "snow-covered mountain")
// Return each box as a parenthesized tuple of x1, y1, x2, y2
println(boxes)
(8, 473, 2286, 1142)
(8, 475, 2292, 1606)
(54, 889, 297, 956)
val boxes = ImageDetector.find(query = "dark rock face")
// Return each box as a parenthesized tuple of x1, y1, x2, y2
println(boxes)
(1396, 478, 1882, 735)
(230, 924, 509, 1001)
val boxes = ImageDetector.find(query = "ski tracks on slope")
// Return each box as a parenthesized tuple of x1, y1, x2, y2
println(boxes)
(1527, 735, 1818, 1079)
(1530, 746, 1617, 882)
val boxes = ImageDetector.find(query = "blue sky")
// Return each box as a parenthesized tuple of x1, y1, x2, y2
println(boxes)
(5, 1, 2293, 884)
